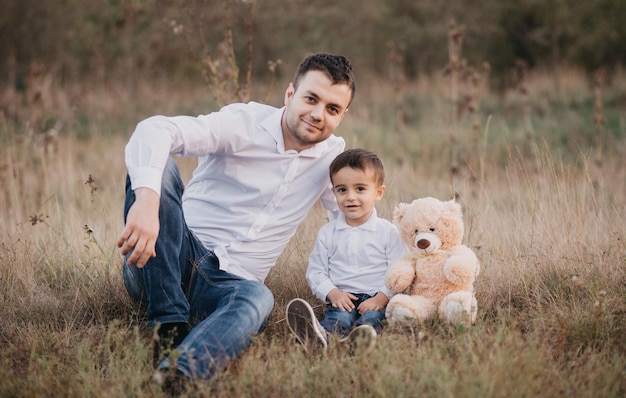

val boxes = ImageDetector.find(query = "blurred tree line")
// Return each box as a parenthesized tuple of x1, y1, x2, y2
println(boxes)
(1, 0, 625, 90)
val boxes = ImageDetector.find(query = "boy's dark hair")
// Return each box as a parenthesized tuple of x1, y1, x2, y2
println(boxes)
(293, 53, 356, 105)
(329, 148, 385, 186)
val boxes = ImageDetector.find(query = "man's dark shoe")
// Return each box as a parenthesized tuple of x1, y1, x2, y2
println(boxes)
(153, 322, 190, 367)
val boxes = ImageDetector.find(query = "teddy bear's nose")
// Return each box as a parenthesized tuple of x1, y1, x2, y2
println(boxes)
(417, 239, 430, 250)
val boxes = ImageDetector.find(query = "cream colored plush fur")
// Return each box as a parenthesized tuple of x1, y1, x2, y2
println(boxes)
(385, 197, 480, 324)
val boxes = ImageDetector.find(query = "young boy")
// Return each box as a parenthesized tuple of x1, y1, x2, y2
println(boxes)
(286, 148, 407, 352)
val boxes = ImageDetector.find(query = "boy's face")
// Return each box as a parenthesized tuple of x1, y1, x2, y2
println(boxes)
(331, 166, 385, 227)
(281, 70, 351, 152)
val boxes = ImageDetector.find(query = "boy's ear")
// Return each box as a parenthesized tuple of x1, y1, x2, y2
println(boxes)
(376, 184, 386, 199)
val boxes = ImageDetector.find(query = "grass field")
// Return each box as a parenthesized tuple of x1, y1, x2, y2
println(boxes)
(0, 67, 625, 397)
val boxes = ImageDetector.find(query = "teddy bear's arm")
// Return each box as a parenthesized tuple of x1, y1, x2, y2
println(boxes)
(385, 255, 417, 292)
(443, 245, 480, 286)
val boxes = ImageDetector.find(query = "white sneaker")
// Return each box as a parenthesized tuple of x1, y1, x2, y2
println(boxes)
(286, 298, 328, 353)
(340, 324, 377, 354)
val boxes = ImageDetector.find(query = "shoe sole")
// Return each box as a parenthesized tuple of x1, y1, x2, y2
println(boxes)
(340, 324, 377, 354)
(286, 298, 327, 352)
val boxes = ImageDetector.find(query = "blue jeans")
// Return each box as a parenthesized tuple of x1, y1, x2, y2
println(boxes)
(123, 158, 274, 380)
(320, 293, 386, 335)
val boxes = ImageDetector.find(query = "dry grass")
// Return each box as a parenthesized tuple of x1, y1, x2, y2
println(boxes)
(0, 67, 625, 397)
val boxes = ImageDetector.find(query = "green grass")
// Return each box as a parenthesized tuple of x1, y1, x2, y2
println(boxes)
(0, 70, 625, 397)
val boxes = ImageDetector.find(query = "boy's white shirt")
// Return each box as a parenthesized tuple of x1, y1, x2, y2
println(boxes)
(306, 208, 407, 302)
(125, 102, 345, 282)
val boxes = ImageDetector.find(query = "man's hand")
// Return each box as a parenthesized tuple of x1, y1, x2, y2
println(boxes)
(117, 188, 160, 268)
(326, 288, 358, 312)
(357, 292, 389, 314)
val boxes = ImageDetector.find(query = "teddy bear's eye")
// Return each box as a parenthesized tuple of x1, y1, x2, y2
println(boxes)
(429, 227, 435, 232)
(415, 229, 419, 235)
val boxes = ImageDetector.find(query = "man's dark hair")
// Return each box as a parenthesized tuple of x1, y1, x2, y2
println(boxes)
(293, 53, 356, 105)
(329, 148, 385, 186)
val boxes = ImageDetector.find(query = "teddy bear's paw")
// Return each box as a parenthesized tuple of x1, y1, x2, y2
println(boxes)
(388, 307, 418, 324)
(444, 260, 474, 285)
(444, 301, 466, 323)
(385, 272, 414, 293)
(442, 301, 476, 325)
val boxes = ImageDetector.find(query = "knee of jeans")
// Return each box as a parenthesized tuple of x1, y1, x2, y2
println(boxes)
(154, 160, 185, 216)
(358, 310, 386, 327)
(240, 280, 274, 320)
(255, 283, 275, 318)
(322, 310, 353, 333)
(162, 158, 183, 190)
(123, 262, 144, 302)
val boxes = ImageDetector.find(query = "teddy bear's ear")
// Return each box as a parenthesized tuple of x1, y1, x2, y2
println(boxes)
(445, 199, 463, 219)
(393, 202, 410, 225)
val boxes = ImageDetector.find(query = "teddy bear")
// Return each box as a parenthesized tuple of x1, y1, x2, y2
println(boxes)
(385, 197, 480, 325)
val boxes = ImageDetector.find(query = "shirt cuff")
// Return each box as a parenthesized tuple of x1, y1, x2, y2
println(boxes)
(316, 281, 337, 303)
(380, 286, 395, 299)
(128, 166, 163, 196)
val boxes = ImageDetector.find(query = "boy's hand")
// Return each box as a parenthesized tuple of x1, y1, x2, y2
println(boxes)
(326, 289, 358, 312)
(357, 292, 389, 314)
(117, 188, 160, 268)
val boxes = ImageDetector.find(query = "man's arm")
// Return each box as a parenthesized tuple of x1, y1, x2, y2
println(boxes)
(119, 113, 220, 267)
(117, 187, 160, 268)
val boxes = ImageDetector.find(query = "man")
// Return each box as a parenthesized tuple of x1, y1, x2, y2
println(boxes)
(117, 53, 355, 387)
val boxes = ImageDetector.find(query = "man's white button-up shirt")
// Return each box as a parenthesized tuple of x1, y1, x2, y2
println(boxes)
(125, 102, 345, 282)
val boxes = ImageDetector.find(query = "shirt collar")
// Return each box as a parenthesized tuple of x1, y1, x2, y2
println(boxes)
(336, 208, 379, 231)
(261, 106, 329, 157)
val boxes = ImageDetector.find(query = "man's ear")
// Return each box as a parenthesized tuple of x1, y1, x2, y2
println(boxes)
(284, 82, 295, 106)
(339, 107, 349, 121)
